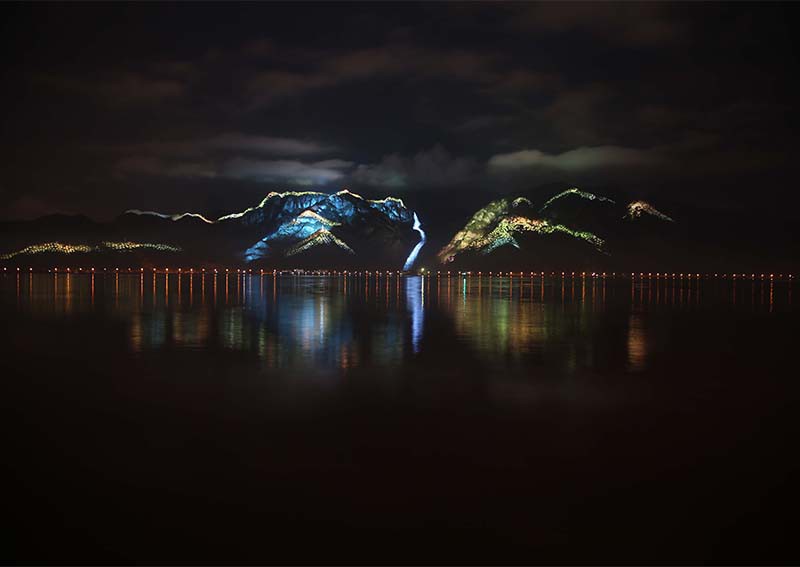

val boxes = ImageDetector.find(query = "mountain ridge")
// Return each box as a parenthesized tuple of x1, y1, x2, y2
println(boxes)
(2, 186, 799, 271)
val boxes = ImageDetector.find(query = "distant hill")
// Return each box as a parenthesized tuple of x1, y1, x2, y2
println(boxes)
(2, 186, 797, 271)
(0, 190, 425, 270)
(437, 187, 684, 270)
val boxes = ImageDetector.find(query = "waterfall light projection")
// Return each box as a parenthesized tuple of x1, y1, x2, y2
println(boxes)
(624, 200, 674, 222)
(437, 194, 604, 263)
(403, 213, 426, 271)
(0, 241, 182, 260)
(539, 187, 615, 213)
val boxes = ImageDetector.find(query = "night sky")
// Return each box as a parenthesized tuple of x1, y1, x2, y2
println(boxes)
(2, 2, 799, 225)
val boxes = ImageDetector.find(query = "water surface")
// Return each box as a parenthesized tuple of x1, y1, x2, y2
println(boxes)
(2, 272, 797, 562)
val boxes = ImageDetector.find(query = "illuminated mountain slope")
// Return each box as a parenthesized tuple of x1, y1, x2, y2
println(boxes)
(0, 190, 424, 269)
(624, 200, 674, 222)
(539, 187, 615, 213)
(438, 195, 605, 264)
(231, 190, 421, 266)
(0, 241, 181, 260)
(438, 188, 674, 267)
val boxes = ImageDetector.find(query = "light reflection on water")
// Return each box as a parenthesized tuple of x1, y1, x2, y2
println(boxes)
(1, 273, 795, 376)
(406, 276, 424, 353)
(3, 271, 798, 563)
(627, 312, 647, 372)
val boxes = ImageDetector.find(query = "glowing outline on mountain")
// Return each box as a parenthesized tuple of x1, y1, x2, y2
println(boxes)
(539, 188, 615, 213)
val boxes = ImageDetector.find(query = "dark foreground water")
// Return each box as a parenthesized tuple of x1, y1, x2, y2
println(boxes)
(1, 271, 798, 563)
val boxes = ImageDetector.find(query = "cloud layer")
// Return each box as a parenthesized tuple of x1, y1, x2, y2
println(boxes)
(488, 146, 660, 172)
(4, 3, 796, 220)
(351, 146, 478, 188)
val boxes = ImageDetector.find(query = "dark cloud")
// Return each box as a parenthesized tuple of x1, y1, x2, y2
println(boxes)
(1, 3, 798, 221)
(245, 43, 539, 109)
(115, 155, 352, 186)
(111, 133, 345, 186)
(221, 158, 352, 185)
(540, 84, 616, 146)
(488, 146, 661, 172)
(115, 156, 217, 179)
(41, 71, 185, 104)
(351, 146, 478, 189)
(115, 133, 337, 158)
(115, 143, 475, 190)
(453, 115, 513, 133)
(510, 3, 688, 46)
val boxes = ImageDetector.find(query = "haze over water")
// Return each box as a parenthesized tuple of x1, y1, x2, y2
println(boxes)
(2, 272, 798, 562)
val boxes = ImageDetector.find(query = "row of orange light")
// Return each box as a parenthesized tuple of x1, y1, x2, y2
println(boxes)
(441, 271, 795, 279)
(2, 266, 794, 280)
(2, 267, 406, 276)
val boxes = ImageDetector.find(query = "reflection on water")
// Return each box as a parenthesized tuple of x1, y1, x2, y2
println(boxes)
(3, 270, 800, 562)
(406, 276, 424, 353)
(627, 312, 647, 372)
(1, 273, 796, 376)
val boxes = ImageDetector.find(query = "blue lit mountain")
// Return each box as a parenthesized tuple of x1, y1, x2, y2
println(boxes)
(0, 190, 425, 269)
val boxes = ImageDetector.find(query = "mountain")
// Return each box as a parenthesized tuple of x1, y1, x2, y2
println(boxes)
(437, 187, 678, 270)
(0, 190, 426, 269)
(220, 190, 417, 267)
(2, 186, 797, 271)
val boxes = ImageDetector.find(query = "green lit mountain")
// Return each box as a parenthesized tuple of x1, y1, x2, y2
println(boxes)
(437, 188, 676, 270)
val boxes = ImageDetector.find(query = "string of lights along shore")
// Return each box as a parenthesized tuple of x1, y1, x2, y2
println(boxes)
(9, 268, 793, 316)
(2, 266, 796, 279)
